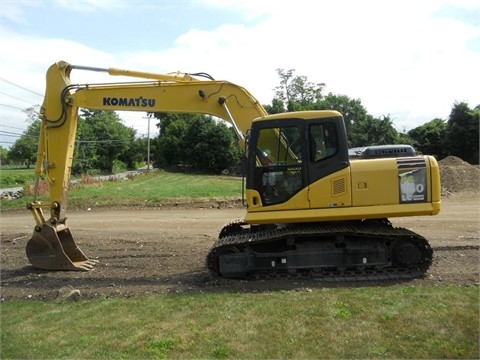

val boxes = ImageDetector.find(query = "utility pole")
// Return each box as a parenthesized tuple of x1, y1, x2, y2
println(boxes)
(143, 115, 151, 171)
(147, 114, 151, 171)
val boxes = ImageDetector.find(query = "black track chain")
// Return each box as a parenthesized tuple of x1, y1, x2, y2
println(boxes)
(206, 220, 433, 281)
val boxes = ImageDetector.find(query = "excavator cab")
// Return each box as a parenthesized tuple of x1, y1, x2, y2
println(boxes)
(246, 111, 349, 210)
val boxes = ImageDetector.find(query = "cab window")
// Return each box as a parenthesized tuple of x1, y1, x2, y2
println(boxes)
(256, 126, 303, 205)
(309, 123, 338, 162)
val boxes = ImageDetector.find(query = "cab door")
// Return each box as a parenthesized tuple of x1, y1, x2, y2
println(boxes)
(247, 119, 308, 208)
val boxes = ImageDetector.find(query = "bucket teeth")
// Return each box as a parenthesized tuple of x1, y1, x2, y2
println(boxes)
(72, 259, 99, 271)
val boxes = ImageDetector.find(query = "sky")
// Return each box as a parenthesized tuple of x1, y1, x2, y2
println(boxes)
(0, 0, 479, 148)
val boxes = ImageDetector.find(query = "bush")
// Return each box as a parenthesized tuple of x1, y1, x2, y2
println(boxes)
(112, 160, 128, 174)
(0, 173, 35, 188)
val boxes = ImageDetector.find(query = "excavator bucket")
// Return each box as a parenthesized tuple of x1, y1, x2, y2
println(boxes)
(26, 222, 97, 271)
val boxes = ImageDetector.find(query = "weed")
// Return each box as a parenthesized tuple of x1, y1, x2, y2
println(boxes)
(332, 301, 352, 319)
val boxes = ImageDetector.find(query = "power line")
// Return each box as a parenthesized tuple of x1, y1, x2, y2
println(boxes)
(78, 139, 129, 144)
(0, 77, 43, 97)
(0, 131, 38, 139)
(0, 130, 23, 137)
(0, 124, 27, 131)
(0, 103, 27, 110)
(0, 91, 36, 104)
(0, 130, 135, 144)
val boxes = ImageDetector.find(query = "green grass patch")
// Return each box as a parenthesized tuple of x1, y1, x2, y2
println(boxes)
(1, 285, 478, 359)
(0, 171, 243, 211)
(0, 167, 35, 188)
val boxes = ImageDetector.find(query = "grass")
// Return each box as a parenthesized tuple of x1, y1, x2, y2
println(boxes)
(1, 169, 479, 358)
(0, 167, 35, 188)
(0, 170, 243, 211)
(69, 171, 243, 206)
(1, 285, 478, 359)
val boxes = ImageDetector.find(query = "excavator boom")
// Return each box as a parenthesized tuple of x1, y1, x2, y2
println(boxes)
(28, 61, 267, 270)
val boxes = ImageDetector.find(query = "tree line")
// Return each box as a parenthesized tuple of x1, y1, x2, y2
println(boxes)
(2, 69, 478, 173)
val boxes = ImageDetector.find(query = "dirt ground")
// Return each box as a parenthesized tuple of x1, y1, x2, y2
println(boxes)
(1, 157, 479, 301)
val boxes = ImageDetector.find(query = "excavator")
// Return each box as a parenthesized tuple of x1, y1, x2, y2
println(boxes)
(26, 60, 441, 280)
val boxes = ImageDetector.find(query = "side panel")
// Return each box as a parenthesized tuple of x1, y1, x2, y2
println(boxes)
(307, 168, 352, 208)
(350, 156, 432, 207)
(427, 155, 442, 205)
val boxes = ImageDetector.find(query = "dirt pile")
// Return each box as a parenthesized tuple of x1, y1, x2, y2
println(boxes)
(438, 156, 479, 196)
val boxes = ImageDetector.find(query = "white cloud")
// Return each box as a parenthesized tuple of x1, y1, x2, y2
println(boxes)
(0, 0, 478, 148)
(53, 0, 128, 12)
(0, 0, 39, 24)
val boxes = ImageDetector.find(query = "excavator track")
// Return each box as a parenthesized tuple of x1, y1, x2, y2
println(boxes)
(207, 219, 433, 281)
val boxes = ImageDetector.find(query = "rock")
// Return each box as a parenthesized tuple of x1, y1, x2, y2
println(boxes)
(0, 189, 24, 200)
(57, 288, 81, 302)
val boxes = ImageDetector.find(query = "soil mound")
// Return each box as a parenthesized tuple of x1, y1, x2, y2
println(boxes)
(438, 156, 479, 196)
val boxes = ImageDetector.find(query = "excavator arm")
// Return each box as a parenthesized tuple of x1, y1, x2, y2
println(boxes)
(27, 61, 268, 270)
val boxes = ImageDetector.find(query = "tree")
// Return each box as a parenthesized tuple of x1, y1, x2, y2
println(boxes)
(349, 115, 399, 147)
(272, 70, 400, 147)
(155, 116, 188, 167)
(408, 118, 448, 157)
(73, 110, 136, 174)
(444, 102, 479, 164)
(0, 146, 10, 165)
(262, 98, 284, 115)
(274, 69, 324, 111)
(396, 132, 416, 147)
(151, 112, 185, 136)
(183, 116, 239, 173)
(152, 113, 241, 173)
(316, 93, 369, 131)
(8, 106, 41, 168)
(121, 136, 150, 169)
(73, 117, 99, 174)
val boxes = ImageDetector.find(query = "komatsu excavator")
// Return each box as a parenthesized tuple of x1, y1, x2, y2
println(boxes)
(27, 61, 441, 280)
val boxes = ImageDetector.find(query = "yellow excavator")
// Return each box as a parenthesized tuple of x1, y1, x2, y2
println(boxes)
(27, 61, 441, 280)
